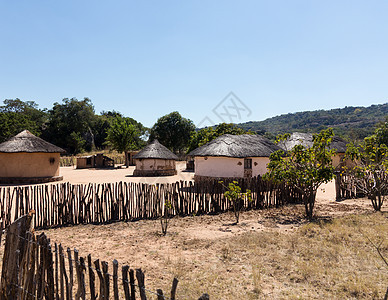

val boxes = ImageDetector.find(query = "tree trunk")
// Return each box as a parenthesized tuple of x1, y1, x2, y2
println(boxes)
(125, 152, 129, 168)
(304, 191, 316, 220)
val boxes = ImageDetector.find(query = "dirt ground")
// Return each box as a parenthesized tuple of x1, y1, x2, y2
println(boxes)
(60, 161, 194, 185)
(33, 167, 387, 299)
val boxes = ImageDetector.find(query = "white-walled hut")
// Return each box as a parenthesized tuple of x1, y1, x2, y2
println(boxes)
(0, 130, 66, 184)
(188, 134, 282, 180)
(133, 140, 178, 176)
(277, 132, 348, 168)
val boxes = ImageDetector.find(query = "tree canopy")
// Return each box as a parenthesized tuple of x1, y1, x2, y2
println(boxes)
(265, 128, 336, 219)
(0, 99, 47, 142)
(105, 116, 145, 152)
(345, 120, 388, 211)
(150, 111, 195, 154)
(42, 98, 97, 153)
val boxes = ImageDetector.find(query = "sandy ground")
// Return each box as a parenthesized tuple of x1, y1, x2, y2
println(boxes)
(60, 161, 194, 185)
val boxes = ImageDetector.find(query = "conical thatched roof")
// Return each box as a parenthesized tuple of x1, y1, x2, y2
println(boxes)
(134, 140, 178, 160)
(277, 132, 348, 153)
(0, 130, 66, 153)
(188, 134, 282, 158)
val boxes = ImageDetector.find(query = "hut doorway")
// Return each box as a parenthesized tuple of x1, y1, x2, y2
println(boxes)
(244, 158, 252, 178)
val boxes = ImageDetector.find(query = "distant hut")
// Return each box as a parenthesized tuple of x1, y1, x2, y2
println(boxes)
(128, 151, 140, 166)
(133, 140, 178, 176)
(188, 134, 282, 180)
(76, 153, 114, 169)
(277, 132, 348, 168)
(0, 130, 65, 184)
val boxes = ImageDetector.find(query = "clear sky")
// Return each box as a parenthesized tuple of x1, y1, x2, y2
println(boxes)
(1, 0, 387, 127)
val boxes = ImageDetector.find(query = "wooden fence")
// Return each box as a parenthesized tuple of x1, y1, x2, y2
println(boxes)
(335, 172, 364, 200)
(0, 177, 301, 230)
(0, 213, 209, 299)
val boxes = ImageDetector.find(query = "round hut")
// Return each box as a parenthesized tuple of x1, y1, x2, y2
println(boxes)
(277, 132, 348, 168)
(133, 140, 178, 176)
(0, 130, 66, 184)
(188, 134, 282, 181)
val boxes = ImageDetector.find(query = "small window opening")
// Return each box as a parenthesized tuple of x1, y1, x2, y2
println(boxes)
(244, 158, 252, 169)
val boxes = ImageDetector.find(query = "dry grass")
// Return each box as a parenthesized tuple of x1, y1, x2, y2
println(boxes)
(1, 197, 386, 299)
(168, 213, 388, 299)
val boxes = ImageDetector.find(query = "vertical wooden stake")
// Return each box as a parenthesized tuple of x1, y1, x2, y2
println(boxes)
(135, 268, 147, 300)
(101, 261, 110, 300)
(129, 269, 136, 300)
(87, 255, 96, 300)
(112, 260, 119, 300)
(170, 277, 179, 300)
(121, 266, 130, 300)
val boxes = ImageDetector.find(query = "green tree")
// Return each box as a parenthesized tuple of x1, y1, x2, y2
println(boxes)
(264, 128, 336, 219)
(219, 181, 251, 224)
(188, 123, 251, 153)
(0, 99, 47, 142)
(43, 98, 97, 153)
(105, 116, 145, 166)
(150, 111, 195, 154)
(93, 111, 124, 149)
(345, 121, 388, 211)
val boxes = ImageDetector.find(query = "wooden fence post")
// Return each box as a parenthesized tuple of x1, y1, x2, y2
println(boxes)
(88, 255, 97, 300)
(121, 266, 131, 300)
(136, 268, 147, 300)
(129, 269, 136, 300)
(170, 277, 179, 300)
(0, 213, 33, 300)
(113, 259, 119, 300)
(102, 261, 110, 299)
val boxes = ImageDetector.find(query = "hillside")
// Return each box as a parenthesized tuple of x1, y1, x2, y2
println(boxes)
(238, 103, 388, 141)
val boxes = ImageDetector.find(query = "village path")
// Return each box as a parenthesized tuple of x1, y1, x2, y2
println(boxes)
(59, 161, 193, 184)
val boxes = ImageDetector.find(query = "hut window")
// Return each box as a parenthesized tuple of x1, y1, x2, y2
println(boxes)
(204, 157, 208, 160)
(237, 161, 242, 166)
(49, 157, 55, 165)
(244, 158, 252, 169)
(86, 157, 92, 166)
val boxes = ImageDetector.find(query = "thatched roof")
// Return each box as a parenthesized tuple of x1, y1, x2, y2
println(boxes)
(277, 132, 348, 153)
(188, 134, 282, 158)
(0, 130, 66, 153)
(134, 140, 178, 160)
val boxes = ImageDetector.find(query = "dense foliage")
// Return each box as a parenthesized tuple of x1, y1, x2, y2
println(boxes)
(150, 111, 195, 154)
(345, 120, 388, 211)
(0, 98, 148, 155)
(265, 129, 336, 219)
(105, 116, 146, 166)
(0, 99, 47, 141)
(239, 103, 388, 142)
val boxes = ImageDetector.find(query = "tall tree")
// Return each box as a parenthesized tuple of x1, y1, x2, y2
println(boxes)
(264, 128, 336, 219)
(105, 116, 145, 166)
(43, 98, 97, 154)
(0, 99, 47, 142)
(150, 111, 195, 154)
(345, 120, 388, 211)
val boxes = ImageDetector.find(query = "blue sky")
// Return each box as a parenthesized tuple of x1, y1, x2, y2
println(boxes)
(1, 0, 387, 127)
